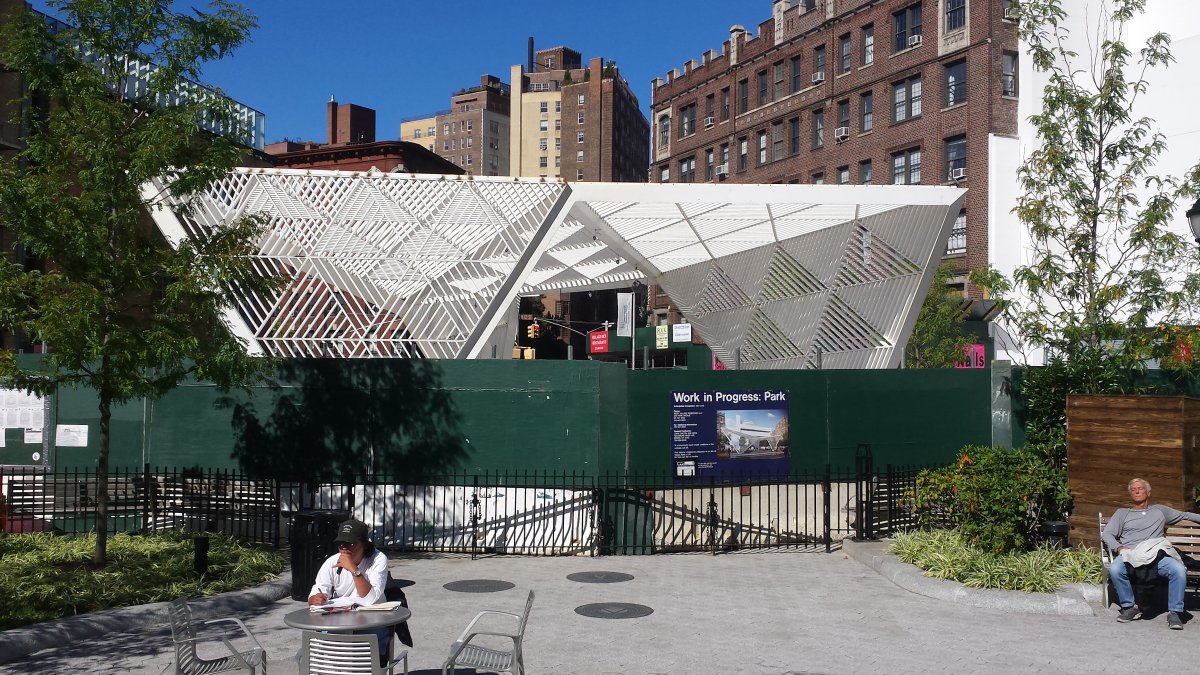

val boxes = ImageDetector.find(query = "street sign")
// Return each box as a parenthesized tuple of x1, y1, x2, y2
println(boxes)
(519, 314, 533, 320)
(589, 330, 609, 353)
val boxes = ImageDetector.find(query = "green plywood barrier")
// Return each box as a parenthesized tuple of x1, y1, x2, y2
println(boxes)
(13, 355, 1008, 475)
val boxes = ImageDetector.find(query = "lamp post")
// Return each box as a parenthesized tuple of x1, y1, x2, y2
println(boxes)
(1187, 198, 1200, 244)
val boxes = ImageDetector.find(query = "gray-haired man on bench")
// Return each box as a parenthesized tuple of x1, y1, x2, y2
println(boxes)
(1102, 478, 1200, 630)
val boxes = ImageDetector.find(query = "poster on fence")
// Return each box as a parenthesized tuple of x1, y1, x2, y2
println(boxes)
(671, 389, 789, 483)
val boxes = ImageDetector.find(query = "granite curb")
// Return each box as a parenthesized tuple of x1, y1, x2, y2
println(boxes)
(0, 570, 292, 665)
(842, 537, 1102, 615)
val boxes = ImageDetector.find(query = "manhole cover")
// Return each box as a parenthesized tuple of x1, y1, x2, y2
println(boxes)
(567, 571, 634, 584)
(574, 602, 654, 619)
(443, 579, 515, 593)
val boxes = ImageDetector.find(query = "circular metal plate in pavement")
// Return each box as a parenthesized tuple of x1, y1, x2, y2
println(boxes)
(567, 571, 635, 584)
(443, 579, 516, 593)
(574, 602, 654, 619)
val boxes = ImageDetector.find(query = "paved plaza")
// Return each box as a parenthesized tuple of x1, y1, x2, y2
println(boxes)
(0, 546, 1195, 674)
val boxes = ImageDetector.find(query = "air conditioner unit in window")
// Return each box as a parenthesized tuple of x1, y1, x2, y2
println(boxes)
(908, 34, 922, 47)
(714, 163, 729, 177)
(703, 116, 715, 128)
(949, 167, 966, 182)
(1003, 7, 1016, 19)
(811, 71, 825, 84)
(834, 127, 850, 141)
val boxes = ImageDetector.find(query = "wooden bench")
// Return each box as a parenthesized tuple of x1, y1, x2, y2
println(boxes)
(1098, 512, 1200, 607)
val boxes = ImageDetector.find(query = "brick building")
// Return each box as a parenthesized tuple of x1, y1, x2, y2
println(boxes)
(265, 99, 461, 174)
(509, 42, 649, 182)
(650, 0, 1021, 295)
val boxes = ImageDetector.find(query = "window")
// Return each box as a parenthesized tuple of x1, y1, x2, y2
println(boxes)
(412, 129, 422, 138)
(891, 148, 921, 184)
(1002, 0, 1017, 19)
(679, 104, 697, 137)
(738, 79, 749, 113)
(577, 150, 584, 162)
(1002, 51, 1019, 96)
(720, 143, 729, 170)
(578, 94, 586, 105)
(812, 172, 825, 184)
(539, 119, 549, 132)
(839, 34, 852, 74)
(577, 131, 585, 143)
(790, 117, 801, 154)
(466, 137, 473, 148)
(428, 126, 436, 136)
(465, 155, 472, 165)
(466, 120, 473, 131)
(555, 119, 561, 131)
(945, 61, 967, 106)
(859, 159, 873, 184)
(555, 155, 560, 167)
(837, 166, 850, 184)
(577, 169, 585, 180)
(679, 156, 696, 183)
(862, 24, 874, 65)
(706, 148, 715, 180)
(757, 130, 768, 165)
(555, 137, 561, 149)
(555, 101, 561, 113)
(489, 122, 498, 134)
(946, 0, 966, 31)
(660, 166, 669, 183)
(893, 4, 923, 52)
(812, 108, 824, 149)
(705, 94, 715, 122)
(758, 70, 770, 106)
(837, 100, 850, 130)
(772, 121, 785, 161)
(893, 76, 922, 122)
(442, 140, 449, 150)
(861, 91, 873, 131)
(945, 135, 966, 179)
(539, 156, 548, 168)
(791, 55, 803, 92)
(946, 210, 967, 254)
(814, 45, 826, 78)
(738, 137, 748, 171)
(539, 138, 548, 151)
(540, 101, 548, 113)
(443, 123, 450, 134)
(720, 87, 731, 119)
(774, 61, 787, 99)
(578, 112, 585, 125)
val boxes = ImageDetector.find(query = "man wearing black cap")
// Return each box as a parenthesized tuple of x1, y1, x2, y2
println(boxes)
(308, 518, 393, 658)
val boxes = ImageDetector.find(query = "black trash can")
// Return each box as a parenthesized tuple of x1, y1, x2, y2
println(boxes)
(1039, 520, 1070, 550)
(289, 509, 349, 601)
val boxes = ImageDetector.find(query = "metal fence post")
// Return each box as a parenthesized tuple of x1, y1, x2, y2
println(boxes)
(707, 478, 719, 556)
(469, 476, 480, 561)
(823, 464, 832, 553)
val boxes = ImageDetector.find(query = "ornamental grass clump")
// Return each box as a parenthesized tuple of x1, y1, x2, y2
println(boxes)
(889, 529, 1103, 593)
(909, 444, 1071, 553)
(0, 530, 285, 630)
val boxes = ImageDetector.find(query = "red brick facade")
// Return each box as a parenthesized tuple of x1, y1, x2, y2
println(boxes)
(651, 0, 1020, 285)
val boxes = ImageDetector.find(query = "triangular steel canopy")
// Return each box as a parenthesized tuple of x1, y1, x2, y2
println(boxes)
(146, 168, 965, 369)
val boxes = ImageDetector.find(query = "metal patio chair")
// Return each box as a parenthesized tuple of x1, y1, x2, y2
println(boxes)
(299, 631, 409, 675)
(167, 597, 267, 675)
(442, 590, 534, 675)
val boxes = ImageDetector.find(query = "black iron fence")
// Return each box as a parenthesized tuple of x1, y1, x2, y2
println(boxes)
(1, 460, 930, 555)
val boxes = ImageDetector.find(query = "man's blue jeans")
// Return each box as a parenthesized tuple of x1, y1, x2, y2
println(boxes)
(1110, 552, 1187, 612)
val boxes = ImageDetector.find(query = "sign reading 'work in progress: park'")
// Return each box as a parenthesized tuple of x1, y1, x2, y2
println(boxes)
(670, 389, 790, 483)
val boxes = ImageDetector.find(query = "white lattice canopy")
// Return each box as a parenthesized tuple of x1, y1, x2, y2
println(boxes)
(147, 168, 965, 369)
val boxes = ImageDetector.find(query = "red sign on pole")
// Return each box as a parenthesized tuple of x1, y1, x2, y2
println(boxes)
(589, 330, 609, 353)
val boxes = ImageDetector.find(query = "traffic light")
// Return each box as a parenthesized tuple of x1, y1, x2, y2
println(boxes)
(527, 323, 541, 339)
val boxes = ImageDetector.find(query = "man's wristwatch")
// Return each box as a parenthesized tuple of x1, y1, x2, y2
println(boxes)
(352, 570, 363, 578)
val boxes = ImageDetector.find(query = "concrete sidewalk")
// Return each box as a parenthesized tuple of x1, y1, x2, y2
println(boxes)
(1, 545, 1194, 674)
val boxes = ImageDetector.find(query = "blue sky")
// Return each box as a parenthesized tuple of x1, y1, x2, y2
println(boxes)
(31, 1, 765, 144)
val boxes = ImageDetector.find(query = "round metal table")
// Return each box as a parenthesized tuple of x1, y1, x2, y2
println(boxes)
(283, 606, 412, 633)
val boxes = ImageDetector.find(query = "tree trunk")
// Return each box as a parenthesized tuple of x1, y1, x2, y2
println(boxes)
(94, 393, 110, 567)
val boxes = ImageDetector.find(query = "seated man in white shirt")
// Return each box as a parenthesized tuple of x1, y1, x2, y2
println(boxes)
(307, 518, 393, 660)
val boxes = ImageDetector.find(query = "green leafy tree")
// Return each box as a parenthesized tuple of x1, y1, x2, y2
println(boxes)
(905, 264, 1009, 368)
(1012, 0, 1200, 378)
(0, 0, 272, 566)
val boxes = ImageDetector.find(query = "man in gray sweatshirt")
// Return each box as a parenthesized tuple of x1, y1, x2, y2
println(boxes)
(1101, 477, 1200, 630)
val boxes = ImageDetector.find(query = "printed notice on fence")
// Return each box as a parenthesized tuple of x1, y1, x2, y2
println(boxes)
(670, 389, 790, 483)
(1, 388, 44, 429)
(56, 424, 89, 447)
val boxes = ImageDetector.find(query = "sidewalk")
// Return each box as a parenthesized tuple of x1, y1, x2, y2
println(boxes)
(1, 546, 1194, 674)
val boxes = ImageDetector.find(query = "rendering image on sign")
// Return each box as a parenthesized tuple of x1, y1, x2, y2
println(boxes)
(671, 390, 789, 482)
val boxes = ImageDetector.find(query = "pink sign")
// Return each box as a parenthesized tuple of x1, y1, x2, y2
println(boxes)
(955, 343, 986, 369)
